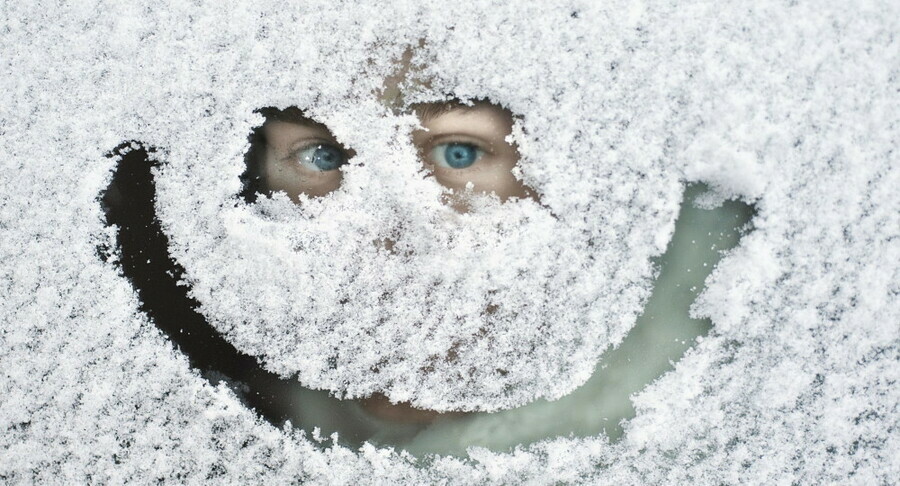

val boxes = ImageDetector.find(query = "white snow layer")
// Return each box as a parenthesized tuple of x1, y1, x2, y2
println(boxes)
(1, 0, 898, 483)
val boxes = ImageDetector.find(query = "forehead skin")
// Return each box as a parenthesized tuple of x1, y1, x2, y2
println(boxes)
(414, 102, 513, 141)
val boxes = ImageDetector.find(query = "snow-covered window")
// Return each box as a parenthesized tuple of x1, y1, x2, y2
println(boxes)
(2, 1, 896, 483)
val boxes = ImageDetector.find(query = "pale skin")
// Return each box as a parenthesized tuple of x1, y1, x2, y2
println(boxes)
(257, 100, 535, 424)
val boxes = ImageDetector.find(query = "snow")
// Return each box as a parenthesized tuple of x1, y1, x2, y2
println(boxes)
(1, 0, 898, 483)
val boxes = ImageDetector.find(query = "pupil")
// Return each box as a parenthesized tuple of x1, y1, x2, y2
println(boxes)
(444, 143, 476, 168)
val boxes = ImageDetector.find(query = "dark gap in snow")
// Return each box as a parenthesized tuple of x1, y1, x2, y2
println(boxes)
(100, 142, 297, 427)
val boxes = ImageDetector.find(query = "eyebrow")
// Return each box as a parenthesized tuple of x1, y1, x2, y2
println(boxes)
(256, 106, 334, 148)
(413, 101, 477, 123)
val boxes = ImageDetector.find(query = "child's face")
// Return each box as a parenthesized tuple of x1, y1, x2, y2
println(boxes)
(259, 102, 533, 210)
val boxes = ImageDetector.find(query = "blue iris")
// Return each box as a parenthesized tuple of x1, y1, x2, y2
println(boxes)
(434, 142, 482, 169)
(310, 144, 345, 171)
(298, 143, 346, 171)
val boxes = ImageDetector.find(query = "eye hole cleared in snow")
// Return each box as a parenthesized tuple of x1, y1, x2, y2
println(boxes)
(100, 143, 753, 456)
(241, 107, 356, 202)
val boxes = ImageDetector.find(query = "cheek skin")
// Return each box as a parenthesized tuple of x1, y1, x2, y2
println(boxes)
(430, 151, 532, 202)
(426, 144, 535, 213)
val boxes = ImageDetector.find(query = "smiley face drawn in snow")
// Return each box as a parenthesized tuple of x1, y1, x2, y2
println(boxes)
(102, 94, 754, 455)
(146, 42, 671, 414)
(98, 22, 763, 429)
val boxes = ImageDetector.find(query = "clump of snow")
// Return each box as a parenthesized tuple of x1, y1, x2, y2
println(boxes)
(1, 0, 897, 484)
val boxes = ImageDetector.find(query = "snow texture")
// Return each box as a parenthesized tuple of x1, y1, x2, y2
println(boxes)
(1, 0, 898, 483)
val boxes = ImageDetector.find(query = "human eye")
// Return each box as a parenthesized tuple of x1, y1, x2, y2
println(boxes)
(293, 142, 349, 172)
(429, 142, 484, 169)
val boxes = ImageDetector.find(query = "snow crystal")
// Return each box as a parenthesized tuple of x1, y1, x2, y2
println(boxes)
(1, 0, 897, 483)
